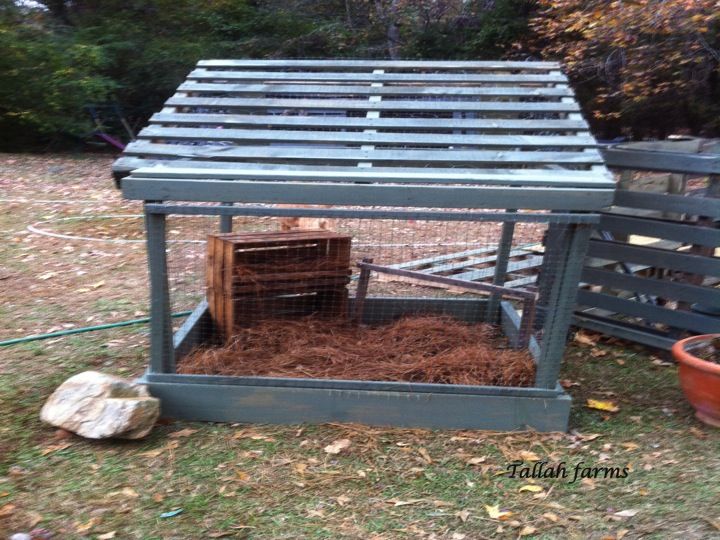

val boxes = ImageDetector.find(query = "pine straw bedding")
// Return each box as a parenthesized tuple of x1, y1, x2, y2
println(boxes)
(179, 315, 536, 387)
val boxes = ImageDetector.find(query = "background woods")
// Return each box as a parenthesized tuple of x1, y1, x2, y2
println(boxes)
(0, 0, 718, 149)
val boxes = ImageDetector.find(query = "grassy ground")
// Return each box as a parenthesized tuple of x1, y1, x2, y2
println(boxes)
(1, 154, 719, 539)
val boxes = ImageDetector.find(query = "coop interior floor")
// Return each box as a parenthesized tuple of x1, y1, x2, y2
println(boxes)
(179, 315, 536, 387)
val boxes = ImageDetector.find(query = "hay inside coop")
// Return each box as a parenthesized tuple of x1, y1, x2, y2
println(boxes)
(177, 222, 545, 387)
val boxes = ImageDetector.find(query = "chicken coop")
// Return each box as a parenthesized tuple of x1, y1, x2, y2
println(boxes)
(114, 59, 614, 431)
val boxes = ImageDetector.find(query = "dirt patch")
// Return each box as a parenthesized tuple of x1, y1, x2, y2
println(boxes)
(179, 315, 535, 386)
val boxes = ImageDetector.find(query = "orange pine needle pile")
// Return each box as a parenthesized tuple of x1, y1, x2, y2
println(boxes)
(179, 315, 536, 387)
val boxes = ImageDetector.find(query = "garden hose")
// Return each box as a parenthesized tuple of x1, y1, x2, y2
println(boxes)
(0, 311, 191, 347)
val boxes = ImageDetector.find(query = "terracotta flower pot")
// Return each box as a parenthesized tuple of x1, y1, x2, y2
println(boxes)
(672, 334, 720, 428)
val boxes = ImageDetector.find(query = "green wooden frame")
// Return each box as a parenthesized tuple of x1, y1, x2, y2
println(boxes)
(116, 59, 612, 431)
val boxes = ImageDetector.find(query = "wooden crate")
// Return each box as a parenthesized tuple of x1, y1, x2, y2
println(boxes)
(206, 230, 352, 339)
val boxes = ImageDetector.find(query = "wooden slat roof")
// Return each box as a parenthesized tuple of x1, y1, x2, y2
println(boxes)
(115, 59, 614, 210)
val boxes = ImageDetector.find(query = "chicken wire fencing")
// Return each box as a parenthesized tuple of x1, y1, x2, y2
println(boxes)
(149, 204, 588, 390)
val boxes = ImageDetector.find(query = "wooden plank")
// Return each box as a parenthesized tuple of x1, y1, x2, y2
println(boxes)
(600, 213, 720, 248)
(613, 190, 720, 218)
(149, 112, 590, 132)
(573, 313, 677, 351)
(576, 290, 720, 334)
(123, 142, 605, 166)
(603, 147, 720, 175)
(196, 59, 562, 70)
(166, 95, 581, 113)
(178, 82, 575, 98)
(587, 239, 720, 276)
(139, 126, 598, 149)
(188, 69, 569, 84)
(452, 256, 544, 281)
(123, 177, 615, 210)
(129, 165, 613, 188)
(581, 267, 720, 306)
(500, 301, 541, 359)
(141, 378, 571, 431)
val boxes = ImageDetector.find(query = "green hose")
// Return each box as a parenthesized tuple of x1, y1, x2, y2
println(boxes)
(0, 311, 192, 347)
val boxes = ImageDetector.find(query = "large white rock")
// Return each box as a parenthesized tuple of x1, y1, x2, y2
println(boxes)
(40, 371, 160, 439)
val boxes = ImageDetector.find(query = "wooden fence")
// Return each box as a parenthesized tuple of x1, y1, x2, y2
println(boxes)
(574, 139, 720, 349)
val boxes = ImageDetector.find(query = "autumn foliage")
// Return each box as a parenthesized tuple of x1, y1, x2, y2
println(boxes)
(531, 0, 720, 138)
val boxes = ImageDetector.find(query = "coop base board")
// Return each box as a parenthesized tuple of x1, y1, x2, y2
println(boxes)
(140, 373, 571, 432)
(157, 296, 568, 431)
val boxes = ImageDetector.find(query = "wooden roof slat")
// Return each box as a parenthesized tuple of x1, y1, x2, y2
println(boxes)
(139, 126, 598, 149)
(148, 113, 590, 133)
(165, 95, 580, 113)
(197, 59, 562, 71)
(130, 165, 615, 188)
(123, 141, 604, 166)
(176, 82, 574, 98)
(188, 70, 568, 84)
(115, 59, 613, 210)
(114, 157, 611, 179)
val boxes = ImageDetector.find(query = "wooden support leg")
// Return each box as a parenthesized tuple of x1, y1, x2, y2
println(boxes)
(145, 206, 175, 373)
(486, 213, 516, 322)
(353, 258, 373, 324)
(220, 202, 233, 233)
(535, 223, 592, 388)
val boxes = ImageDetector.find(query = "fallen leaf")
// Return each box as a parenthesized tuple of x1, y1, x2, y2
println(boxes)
(335, 495, 351, 506)
(591, 347, 608, 357)
(586, 399, 620, 413)
(689, 427, 707, 439)
(40, 442, 72, 455)
(91, 280, 105, 289)
(418, 447, 432, 464)
(485, 504, 513, 520)
(26, 510, 43, 528)
(613, 509, 639, 518)
(519, 526, 537, 537)
(617, 529, 630, 539)
(293, 462, 308, 475)
(574, 332, 597, 346)
(0, 503, 16, 517)
(456, 509, 470, 522)
(543, 512, 559, 522)
(168, 428, 198, 438)
(560, 379, 581, 388)
(139, 448, 164, 458)
(98, 532, 117, 540)
(236, 470, 250, 482)
(621, 442, 639, 451)
(152, 493, 165, 503)
(519, 450, 541, 461)
(467, 456, 486, 466)
(208, 533, 234, 538)
(451, 534, 466, 540)
(519, 484, 544, 493)
(390, 499, 424, 507)
(76, 517, 101, 533)
(324, 438, 351, 455)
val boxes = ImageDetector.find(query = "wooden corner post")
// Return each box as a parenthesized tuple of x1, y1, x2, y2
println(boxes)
(144, 204, 175, 373)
